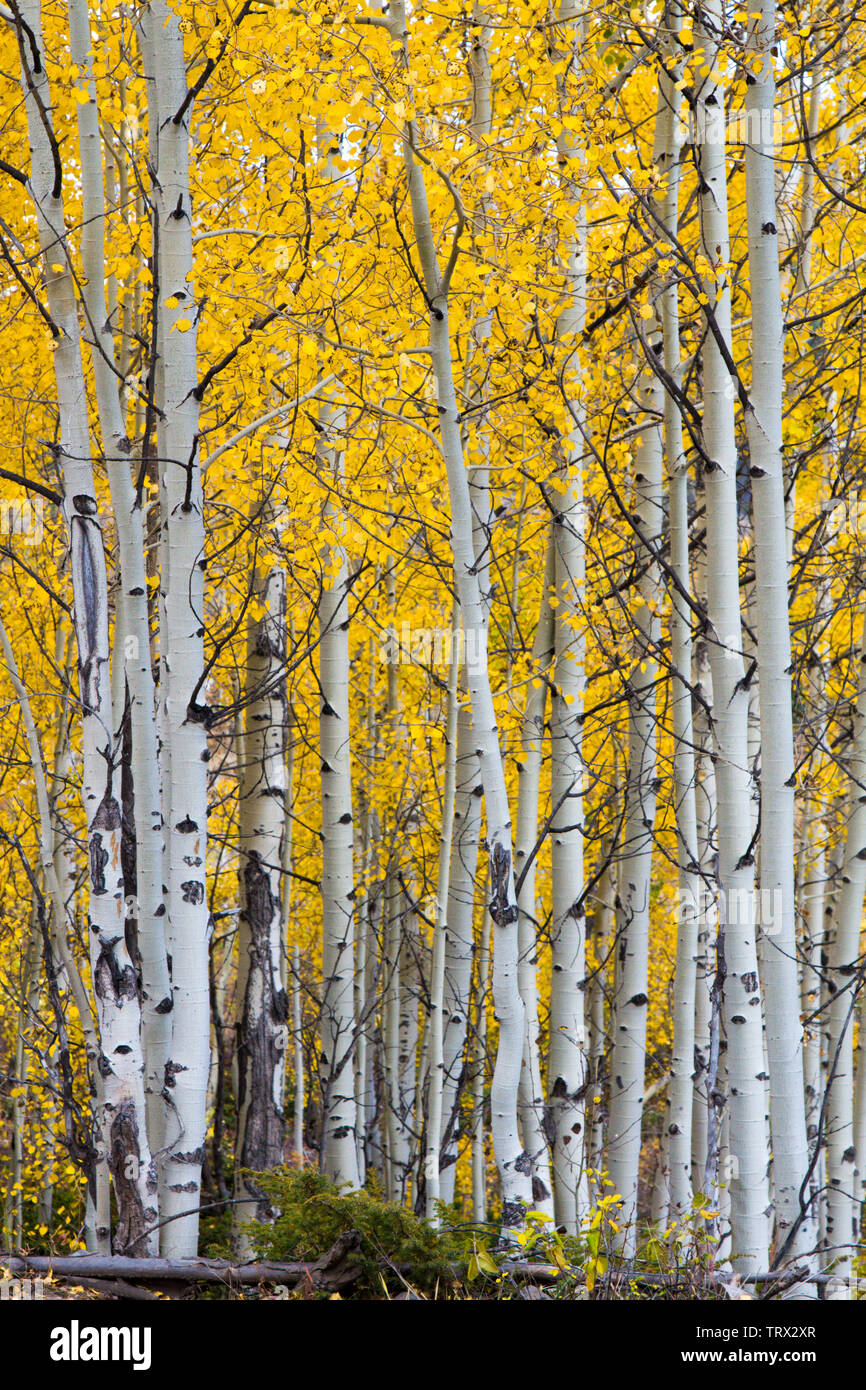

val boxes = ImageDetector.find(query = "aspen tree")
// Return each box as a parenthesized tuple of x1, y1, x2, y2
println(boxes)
(49, 627, 112, 1248)
(68, 0, 170, 1161)
(291, 942, 304, 1164)
(316, 408, 361, 1189)
(6, 908, 42, 1247)
(587, 858, 615, 1181)
(824, 617, 866, 1290)
(312, 112, 362, 1189)
(607, 205, 664, 1258)
(13, 0, 157, 1255)
(425, 604, 460, 1220)
(691, 596, 717, 1196)
(514, 541, 556, 1220)
(693, 0, 770, 1272)
(546, 0, 591, 1234)
(438, 708, 480, 1203)
(802, 821, 826, 1221)
(234, 568, 289, 1247)
(440, 5, 495, 1204)
(472, 906, 492, 1224)
(655, 3, 701, 1227)
(382, 0, 532, 1231)
(397, 914, 421, 1200)
(1, 617, 102, 1237)
(743, 0, 813, 1268)
(143, 0, 210, 1257)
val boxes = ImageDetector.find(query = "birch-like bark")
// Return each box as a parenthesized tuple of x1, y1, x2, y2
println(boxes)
(382, 871, 401, 1201)
(607, 239, 664, 1256)
(383, 880, 418, 1202)
(7, 906, 42, 1247)
(743, 0, 813, 1268)
(425, 605, 460, 1220)
(317, 440, 361, 1188)
(801, 822, 825, 1222)
(824, 617, 866, 1289)
(384, 0, 531, 1231)
(397, 915, 420, 1202)
(546, 0, 591, 1234)
(291, 945, 304, 1163)
(819, 793, 844, 1260)
(693, 0, 770, 1272)
(514, 541, 555, 1220)
(656, 11, 700, 1225)
(49, 646, 112, 1251)
(439, 701, 481, 1203)
(283, 695, 300, 1162)
(691, 630, 717, 1195)
(315, 114, 360, 1190)
(354, 671, 375, 1184)
(144, 0, 210, 1257)
(234, 569, 289, 1247)
(853, 976, 866, 1213)
(472, 907, 492, 1223)
(69, 0, 170, 1161)
(587, 858, 614, 1180)
(14, 0, 157, 1255)
(438, 9, 494, 1203)
(787, 62, 824, 553)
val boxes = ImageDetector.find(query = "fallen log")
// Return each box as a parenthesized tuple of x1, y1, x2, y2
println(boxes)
(49, 1276, 161, 1302)
(0, 1230, 362, 1294)
(1, 1241, 823, 1300)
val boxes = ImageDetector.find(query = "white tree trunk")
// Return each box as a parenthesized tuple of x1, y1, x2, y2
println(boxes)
(743, 0, 813, 1271)
(425, 606, 460, 1220)
(317, 455, 360, 1190)
(69, 0, 170, 1163)
(291, 951, 305, 1165)
(234, 569, 289, 1248)
(587, 858, 614, 1182)
(397, 916, 420, 1202)
(546, 5, 591, 1233)
(824, 618, 866, 1289)
(437, 9, 495, 1202)
(801, 824, 825, 1228)
(385, 0, 531, 1232)
(439, 699, 482, 1204)
(656, 13, 700, 1227)
(514, 541, 555, 1220)
(694, 0, 770, 1272)
(472, 907, 492, 1223)
(607, 270, 663, 1257)
(314, 112, 360, 1191)
(15, 0, 157, 1254)
(144, 0, 210, 1257)
(691, 634, 717, 1196)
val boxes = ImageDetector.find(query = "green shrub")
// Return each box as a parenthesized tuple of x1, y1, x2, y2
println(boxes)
(244, 1167, 465, 1296)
